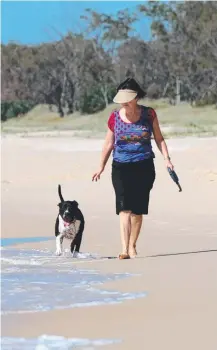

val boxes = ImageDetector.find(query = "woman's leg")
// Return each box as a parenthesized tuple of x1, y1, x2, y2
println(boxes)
(119, 210, 131, 256)
(129, 214, 143, 257)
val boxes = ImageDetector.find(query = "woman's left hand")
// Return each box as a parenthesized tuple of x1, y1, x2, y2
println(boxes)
(165, 159, 174, 171)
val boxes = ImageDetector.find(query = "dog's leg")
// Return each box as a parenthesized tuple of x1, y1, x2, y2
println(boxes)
(71, 219, 85, 256)
(55, 217, 59, 237)
(56, 234, 63, 256)
(55, 216, 63, 255)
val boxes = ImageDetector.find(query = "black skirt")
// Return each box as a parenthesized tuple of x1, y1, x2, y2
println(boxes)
(111, 158, 156, 215)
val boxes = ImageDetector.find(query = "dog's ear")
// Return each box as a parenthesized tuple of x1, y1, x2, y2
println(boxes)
(70, 200, 78, 207)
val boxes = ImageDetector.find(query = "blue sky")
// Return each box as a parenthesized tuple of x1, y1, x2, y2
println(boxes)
(1, 1, 152, 45)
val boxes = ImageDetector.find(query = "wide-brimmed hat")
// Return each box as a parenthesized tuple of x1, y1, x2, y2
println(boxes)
(113, 89, 138, 104)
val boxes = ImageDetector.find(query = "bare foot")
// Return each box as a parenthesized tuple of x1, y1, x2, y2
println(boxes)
(129, 247, 137, 258)
(118, 253, 130, 260)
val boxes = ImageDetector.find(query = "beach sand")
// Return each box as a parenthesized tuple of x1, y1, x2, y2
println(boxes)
(1, 134, 217, 349)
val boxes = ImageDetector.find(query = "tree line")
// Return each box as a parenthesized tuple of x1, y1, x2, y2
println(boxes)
(1, 1, 217, 120)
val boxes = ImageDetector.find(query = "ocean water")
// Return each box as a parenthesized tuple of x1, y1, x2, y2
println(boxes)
(0, 236, 54, 247)
(1, 335, 121, 350)
(1, 238, 147, 349)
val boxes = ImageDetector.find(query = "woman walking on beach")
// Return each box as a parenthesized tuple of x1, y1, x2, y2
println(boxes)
(92, 78, 174, 259)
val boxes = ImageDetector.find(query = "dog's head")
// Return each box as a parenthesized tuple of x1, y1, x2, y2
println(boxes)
(58, 200, 78, 223)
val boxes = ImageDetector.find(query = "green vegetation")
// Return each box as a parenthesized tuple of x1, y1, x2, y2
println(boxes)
(2, 100, 216, 138)
(1, 101, 36, 121)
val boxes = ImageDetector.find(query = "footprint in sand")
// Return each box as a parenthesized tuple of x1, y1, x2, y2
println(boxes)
(207, 171, 217, 182)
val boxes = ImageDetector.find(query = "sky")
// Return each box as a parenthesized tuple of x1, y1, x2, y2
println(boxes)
(1, 1, 152, 45)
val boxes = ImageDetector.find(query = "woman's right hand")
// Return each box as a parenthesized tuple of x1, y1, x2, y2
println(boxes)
(92, 167, 104, 182)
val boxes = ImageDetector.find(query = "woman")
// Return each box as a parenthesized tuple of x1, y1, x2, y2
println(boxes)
(92, 78, 174, 259)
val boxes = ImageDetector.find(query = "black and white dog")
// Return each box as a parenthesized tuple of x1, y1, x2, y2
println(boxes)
(55, 184, 85, 256)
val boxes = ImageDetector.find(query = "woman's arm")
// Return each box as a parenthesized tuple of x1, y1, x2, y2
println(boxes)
(92, 128, 115, 181)
(152, 114, 174, 170)
(99, 128, 115, 169)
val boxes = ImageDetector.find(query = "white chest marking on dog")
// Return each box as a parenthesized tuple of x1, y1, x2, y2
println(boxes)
(56, 215, 81, 255)
(58, 215, 81, 238)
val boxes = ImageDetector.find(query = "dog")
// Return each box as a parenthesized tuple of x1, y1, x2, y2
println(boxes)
(55, 184, 85, 256)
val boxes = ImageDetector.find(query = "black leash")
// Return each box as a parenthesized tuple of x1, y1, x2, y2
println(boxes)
(167, 167, 182, 192)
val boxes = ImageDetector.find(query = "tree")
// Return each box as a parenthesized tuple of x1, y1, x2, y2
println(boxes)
(80, 8, 138, 106)
(138, 1, 217, 104)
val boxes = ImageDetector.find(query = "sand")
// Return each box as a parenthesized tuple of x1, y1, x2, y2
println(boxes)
(1, 134, 217, 349)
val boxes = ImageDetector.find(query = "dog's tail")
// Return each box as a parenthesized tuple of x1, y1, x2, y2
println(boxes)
(58, 184, 64, 202)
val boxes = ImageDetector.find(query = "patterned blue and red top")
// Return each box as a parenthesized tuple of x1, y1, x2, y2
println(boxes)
(108, 106, 157, 163)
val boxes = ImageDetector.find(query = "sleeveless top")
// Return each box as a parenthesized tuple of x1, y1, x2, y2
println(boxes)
(108, 106, 156, 163)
